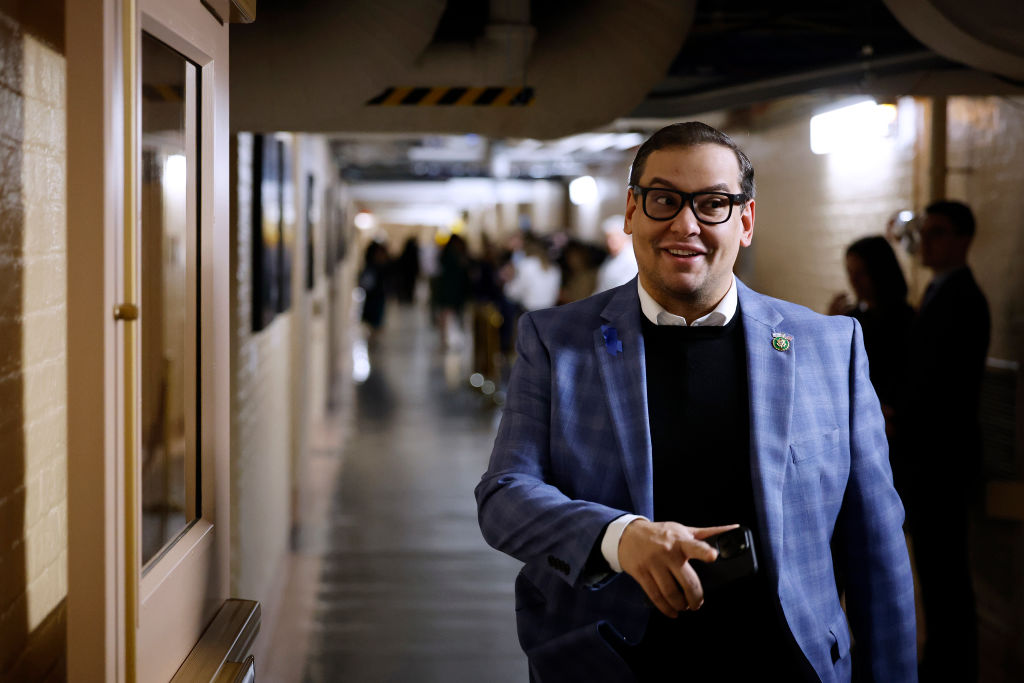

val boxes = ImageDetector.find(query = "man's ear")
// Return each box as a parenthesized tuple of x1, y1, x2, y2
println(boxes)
(739, 199, 755, 247)
(955, 232, 973, 254)
(624, 189, 638, 235)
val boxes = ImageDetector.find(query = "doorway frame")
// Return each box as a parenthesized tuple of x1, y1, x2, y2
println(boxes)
(66, 1, 232, 680)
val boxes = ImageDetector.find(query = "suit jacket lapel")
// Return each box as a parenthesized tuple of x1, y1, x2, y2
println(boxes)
(737, 280, 793, 589)
(595, 280, 653, 518)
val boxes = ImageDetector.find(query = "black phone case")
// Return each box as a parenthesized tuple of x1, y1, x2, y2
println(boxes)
(691, 526, 758, 593)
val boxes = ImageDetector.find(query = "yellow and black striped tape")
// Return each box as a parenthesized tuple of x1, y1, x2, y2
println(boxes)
(366, 86, 535, 107)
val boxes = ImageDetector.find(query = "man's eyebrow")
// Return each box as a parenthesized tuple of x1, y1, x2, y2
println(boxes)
(646, 177, 734, 193)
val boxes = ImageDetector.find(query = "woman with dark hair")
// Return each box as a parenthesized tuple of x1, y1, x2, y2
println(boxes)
(436, 233, 472, 349)
(359, 241, 390, 334)
(829, 235, 914, 439)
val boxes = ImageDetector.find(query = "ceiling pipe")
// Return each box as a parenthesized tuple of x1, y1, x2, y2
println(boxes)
(411, 0, 536, 85)
(231, 0, 450, 132)
(231, 0, 696, 139)
(883, 0, 1024, 81)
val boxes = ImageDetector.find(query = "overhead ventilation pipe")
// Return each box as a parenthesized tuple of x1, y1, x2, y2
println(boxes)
(411, 0, 537, 86)
(231, 0, 696, 139)
(883, 0, 1024, 81)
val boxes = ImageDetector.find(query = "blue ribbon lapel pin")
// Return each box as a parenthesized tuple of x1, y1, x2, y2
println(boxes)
(601, 324, 623, 356)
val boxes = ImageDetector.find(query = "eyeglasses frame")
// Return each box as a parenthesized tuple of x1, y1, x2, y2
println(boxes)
(628, 184, 749, 225)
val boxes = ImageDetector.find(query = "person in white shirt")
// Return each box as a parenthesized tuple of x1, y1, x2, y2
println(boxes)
(594, 214, 638, 293)
(504, 233, 562, 312)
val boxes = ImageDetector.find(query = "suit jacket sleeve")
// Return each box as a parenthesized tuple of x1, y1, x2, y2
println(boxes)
(838, 319, 918, 680)
(475, 311, 629, 588)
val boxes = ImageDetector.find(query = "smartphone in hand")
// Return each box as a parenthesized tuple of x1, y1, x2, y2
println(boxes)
(691, 526, 758, 593)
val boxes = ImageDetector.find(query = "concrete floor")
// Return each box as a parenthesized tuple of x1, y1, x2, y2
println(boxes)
(267, 302, 527, 683)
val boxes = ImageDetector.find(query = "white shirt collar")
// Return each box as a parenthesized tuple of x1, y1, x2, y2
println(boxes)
(638, 275, 738, 327)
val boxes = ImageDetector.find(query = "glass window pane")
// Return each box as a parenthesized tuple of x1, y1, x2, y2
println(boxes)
(140, 33, 198, 566)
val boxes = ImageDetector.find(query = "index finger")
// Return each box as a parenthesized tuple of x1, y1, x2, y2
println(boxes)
(690, 524, 740, 541)
(689, 525, 740, 562)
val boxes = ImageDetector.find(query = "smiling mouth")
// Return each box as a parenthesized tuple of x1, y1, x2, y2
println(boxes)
(666, 248, 703, 257)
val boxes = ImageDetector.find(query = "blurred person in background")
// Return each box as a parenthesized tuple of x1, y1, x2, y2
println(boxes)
(504, 232, 562, 313)
(468, 233, 512, 383)
(901, 200, 989, 683)
(558, 237, 601, 304)
(435, 233, 472, 350)
(828, 235, 914, 445)
(394, 236, 420, 304)
(594, 213, 638, 293)
(358, 240, 390, 342)
(470, 232, 506, 306)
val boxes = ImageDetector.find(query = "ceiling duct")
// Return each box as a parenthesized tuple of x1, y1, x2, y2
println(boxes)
(231, 0, 696, 139)
(883, 0, 1024, 81)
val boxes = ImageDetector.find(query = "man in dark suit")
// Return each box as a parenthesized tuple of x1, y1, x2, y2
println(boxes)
(476, 122, 917, 682)
(904, 200, 990, 682)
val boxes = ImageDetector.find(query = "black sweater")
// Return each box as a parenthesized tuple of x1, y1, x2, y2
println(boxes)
(635, 312, 810, 678)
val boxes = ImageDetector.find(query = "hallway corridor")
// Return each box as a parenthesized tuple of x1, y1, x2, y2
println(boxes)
(274, 302, 527, 682)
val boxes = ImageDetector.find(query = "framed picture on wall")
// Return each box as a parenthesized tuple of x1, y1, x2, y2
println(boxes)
(334, 196, 348, 266)
(251, 133, 279, 332)
(323, 185, 335, 278)
(305, 173, 315, 291)
(278, 135, 294, 313)
(251, 133, 295, 331)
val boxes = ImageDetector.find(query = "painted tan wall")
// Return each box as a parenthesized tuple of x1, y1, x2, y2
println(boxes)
(0, 5, 67, 682)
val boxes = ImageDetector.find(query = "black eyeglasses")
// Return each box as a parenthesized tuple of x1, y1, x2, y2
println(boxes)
(629, 185, 748, 225)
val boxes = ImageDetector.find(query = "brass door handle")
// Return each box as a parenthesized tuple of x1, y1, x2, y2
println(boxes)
(114, 303, 139, 321)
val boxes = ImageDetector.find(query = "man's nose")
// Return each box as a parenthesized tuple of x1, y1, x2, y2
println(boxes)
(669, 204, 702, 237)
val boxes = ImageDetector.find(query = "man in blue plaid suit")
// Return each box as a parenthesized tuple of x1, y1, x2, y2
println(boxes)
(476, 123, 916, 681)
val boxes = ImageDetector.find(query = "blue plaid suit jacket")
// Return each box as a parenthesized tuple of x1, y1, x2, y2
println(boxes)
(476, 278, 917, 682)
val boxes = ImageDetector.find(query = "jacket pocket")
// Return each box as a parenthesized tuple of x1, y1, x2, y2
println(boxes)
(829, 611, 852, 665)
(790, 427, 840, 463)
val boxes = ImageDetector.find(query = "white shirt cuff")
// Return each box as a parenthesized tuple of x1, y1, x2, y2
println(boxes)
(601, 514, 647, 573)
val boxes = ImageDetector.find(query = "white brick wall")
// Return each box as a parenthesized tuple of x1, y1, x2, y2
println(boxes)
(0, 10, 67, 681)
(230, 132, 294, 607)
(300, 136, 331, 427)
(737, 102, 918, 313)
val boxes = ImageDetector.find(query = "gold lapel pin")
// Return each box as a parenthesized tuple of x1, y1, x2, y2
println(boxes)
(771, 332, 793, 352)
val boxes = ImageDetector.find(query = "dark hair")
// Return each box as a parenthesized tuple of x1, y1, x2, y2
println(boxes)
(364, 241, 387, 267)
(628, 122, 755, 199)
(924, 200, 975, 237)
(846, 235, 908, 305)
